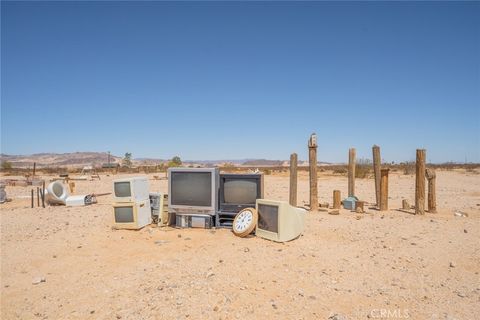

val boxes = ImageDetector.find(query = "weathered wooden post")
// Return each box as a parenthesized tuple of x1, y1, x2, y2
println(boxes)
(425, 168, 437, 213)
(69, 181, 76, 194)
(372, 145, 381, 206)
(402, 199, 410, 210)
(415, 149, 426, 215)
(33, 162, 36, 177)
(380, 169, 389, 211)
(31, 189, 34, 208)
(333, 190, 341, 209)
(42, 181, 45, 208)
(348, 148, 356, 197)
(289, 153, 298, 206)
(37, 187, 40, 207)
(308, 133, 318, 211)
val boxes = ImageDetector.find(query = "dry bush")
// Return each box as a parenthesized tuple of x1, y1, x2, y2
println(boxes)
(399, 162, 415, 175)
(355, 165, 371, 178)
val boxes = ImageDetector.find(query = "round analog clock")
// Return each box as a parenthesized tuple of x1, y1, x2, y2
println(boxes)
(233, 207, 258, 237)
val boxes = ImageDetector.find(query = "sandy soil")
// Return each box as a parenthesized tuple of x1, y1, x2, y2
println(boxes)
(1, 170, 479, 319)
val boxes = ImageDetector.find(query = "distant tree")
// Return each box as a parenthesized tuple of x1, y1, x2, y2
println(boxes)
(122, 152, 132, 168)
(168, 156, 182, 167)
(1, 161, 12, 170)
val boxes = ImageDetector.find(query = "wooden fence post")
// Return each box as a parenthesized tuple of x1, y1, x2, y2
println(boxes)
(380, 169, 389, 211)
(415, 149, 426, 215)
(426, 168, 437, 213)
(289, 153, 298, 206)
(372, 145, 381, 206)
(31, 189, 34, 208)
(348, 148, 356, 197)
(308, 134, 318, 211)
(333, 190, 341, 209)
(42, 181, 45, 208)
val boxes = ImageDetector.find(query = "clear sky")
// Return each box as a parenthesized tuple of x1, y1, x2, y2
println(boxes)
(1, 1, 479, 163)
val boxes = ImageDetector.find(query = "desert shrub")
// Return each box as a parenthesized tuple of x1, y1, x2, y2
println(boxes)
(355, 165, 371, 178)
(400, 162, 415, 175)
(263, 169, 271, 175)
(1, 160, 12, 170)
(333, 167, 347, 175)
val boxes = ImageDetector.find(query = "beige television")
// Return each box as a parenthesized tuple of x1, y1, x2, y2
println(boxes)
(112, 199, 151, 230)
(255, 199, 306, 242)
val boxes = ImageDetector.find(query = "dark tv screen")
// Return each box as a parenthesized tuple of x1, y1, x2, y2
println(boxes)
(171, 172, 212, 207)
(114, 206, 134, 223)
(258, 204, 279, 233)
(114, 182, 131, 197)
(223, 179, 257, 205)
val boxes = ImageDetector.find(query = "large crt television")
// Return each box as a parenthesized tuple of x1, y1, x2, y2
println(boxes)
(168, 168, 219, 216)
(255, 199, 306, 242)
(112, 199, 151, 230)
(113, 177, 149, 202)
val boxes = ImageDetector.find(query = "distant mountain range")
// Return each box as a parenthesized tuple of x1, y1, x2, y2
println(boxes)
(0, 152, 332, 168)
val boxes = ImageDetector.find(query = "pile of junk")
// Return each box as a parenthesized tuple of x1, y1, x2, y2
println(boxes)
(44, 181, 97, 207)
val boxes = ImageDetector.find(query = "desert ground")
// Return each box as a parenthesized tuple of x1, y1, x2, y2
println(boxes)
(1, 169, 479, 320)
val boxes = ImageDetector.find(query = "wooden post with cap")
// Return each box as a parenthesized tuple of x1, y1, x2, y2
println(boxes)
(308, 133, 318, 211)
(348, 148, 356, 197)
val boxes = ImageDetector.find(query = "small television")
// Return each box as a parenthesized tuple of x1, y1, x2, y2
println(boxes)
(112, 199, 151, 230)
(113, 177, 149, 202)
(217, 173, 264, 227)
(168, 168, 219, 216)
(255, 199, 306, 242)
(219, 173, 264, 212)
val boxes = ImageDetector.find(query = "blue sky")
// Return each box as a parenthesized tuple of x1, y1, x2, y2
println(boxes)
(2, 1, 479, 163)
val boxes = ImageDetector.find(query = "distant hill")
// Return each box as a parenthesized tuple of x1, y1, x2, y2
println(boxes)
(0, 152, 122, 168)
(0, 152, 332, 168)
(242, 159, 285, 166)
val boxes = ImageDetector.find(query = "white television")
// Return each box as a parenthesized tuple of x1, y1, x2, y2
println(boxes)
(112, 199, 151, 230)
(113, 177, 149, 202)
(255, 199, 306, 242)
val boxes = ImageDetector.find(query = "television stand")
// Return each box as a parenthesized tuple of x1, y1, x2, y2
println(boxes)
(216, 211, 238, 228)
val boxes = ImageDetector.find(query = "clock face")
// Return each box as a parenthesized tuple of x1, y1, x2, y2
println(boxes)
(232, 207, 257, 237)
(234, 209, 253, 232)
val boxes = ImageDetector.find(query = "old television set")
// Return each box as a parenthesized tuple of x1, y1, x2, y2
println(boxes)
(217, 173, 264, 227)
(112, 199, 151, 230)
(255, 199, 306, 242)
(113, 177, 149, 202)
(168, 168, 219, 216)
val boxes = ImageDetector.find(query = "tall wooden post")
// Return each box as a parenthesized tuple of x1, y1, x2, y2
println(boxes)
(380, 169, 389, 211)
(308, 134, 318, 211)
(333, 190, 341, 209)
(42, 181, 45, 208)
(348, 148, 356, 197)
(289, 153, 298, 206)
(425, 168, 437, 213)
(31, 189, 34, 208)
(415, 149, 426, 215)
(33, 162, 36, 177)
(372, 145, 381, 206)
(36, 187, 40, 207)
